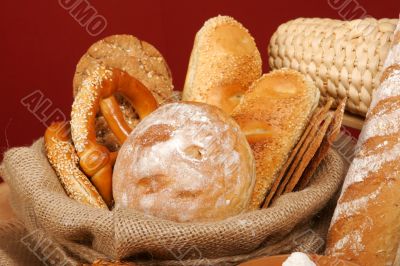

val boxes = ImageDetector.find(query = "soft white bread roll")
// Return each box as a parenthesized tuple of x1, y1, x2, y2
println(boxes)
(232, 69, 320, 209)
(326, 21, 400, 266)
(113, 102, 256, 222)
(183, 15, 262, 114)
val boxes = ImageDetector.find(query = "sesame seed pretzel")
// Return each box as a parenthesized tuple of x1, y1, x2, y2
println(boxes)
(45, 122, 107, 209)
(71, 65, 158, 206)
(73, 35, 175, 152)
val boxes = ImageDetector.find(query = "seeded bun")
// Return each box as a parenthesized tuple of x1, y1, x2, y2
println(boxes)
(183, 16, 262, 114)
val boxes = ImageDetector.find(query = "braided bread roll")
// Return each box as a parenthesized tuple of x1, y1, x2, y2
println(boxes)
(269, 18, 397, 116)
(326, 18, 400, 265)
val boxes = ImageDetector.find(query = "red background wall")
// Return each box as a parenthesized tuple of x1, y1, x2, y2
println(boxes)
(0, 0, 397, 159)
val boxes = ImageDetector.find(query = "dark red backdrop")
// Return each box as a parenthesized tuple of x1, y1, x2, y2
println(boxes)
(0, 0, 397, 158)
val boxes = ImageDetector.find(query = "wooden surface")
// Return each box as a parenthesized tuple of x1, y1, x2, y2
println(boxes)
(342, 112, 365, 130)
(0, 182, 15, 221)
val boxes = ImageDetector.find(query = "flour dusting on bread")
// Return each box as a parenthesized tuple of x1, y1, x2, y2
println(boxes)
(113, 102, 256, 222)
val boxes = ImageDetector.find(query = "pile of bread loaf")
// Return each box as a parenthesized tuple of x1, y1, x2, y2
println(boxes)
(44, 15, 345, 223)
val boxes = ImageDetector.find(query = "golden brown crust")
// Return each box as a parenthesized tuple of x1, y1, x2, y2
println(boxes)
(74, 35, 174, 151)
(380, 63, 400, 83)
(297, 98, 346, 190)
(232, 68, 320, 209)
(327, 23, 400, 264)
(282, 113, 333, 194)
(183, 15, 262, 114)
(261, 109, 320, 208)
(327, 159, 400, 265)
(71, 66, 158, 207)
(44, 122, 107, 209)
(74, 34, 173, 102)
(367, 95, 400, 118)
(269, 111, 331, 203)
(262, 99, 333, 208)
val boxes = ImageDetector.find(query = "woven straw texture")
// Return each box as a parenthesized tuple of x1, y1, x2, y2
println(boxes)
(0, 139, 346, 265)
(269, 18, 398, 117)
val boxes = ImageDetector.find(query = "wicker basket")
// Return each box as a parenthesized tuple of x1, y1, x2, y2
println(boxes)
(0, 140, 347, 266)
(269, 18, 397, 117)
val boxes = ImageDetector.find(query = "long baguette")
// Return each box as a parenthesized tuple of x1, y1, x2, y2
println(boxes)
(326, 18, 400, 265)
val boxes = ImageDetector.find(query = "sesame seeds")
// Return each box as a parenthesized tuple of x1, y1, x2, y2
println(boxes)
(71, 65, 112, 153)
(73, 34, 174, 108)
(201, 15, 250, 36)
(45, 135, 107, 209)
(183, 15, 262, 113)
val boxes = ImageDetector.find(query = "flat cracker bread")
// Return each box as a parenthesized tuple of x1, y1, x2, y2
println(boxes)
(262, 99, 333, 208)
(296, 98, 347, 190)
(282, 112, 334, 194)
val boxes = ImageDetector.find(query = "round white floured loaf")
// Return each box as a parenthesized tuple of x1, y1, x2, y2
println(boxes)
(112, 102, 256, 222)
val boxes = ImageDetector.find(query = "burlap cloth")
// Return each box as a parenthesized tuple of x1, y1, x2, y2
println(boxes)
(0, 139, 347, 266)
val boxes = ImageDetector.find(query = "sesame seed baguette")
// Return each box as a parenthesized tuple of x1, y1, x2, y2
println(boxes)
(183, 15, 262, 114)
(232, 68, 320, 209)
